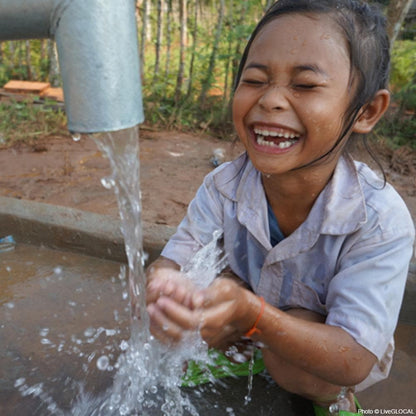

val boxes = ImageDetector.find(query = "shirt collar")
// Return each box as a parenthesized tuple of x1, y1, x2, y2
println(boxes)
(318, 154, 367, 235)
(214, 152, 368, 239)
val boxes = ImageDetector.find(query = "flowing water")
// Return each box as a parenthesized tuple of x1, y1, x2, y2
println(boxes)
(88, 127, 228, 415)
(3, 126, 230, 415)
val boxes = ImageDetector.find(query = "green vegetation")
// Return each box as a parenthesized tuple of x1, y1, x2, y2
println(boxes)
(0, 99, 67, 146)
(376, 40, 416, 149)
(0, 40, 53, 87)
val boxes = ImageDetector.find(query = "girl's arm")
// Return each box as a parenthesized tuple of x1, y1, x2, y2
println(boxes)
(189, 278, 377, 387)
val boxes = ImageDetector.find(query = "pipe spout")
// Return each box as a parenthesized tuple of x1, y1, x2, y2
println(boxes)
(0, 0, 144, 133)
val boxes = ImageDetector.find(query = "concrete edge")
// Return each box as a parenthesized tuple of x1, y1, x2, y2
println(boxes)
(0, 196, 175, 264)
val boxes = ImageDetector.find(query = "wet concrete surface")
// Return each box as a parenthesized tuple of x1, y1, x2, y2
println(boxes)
(0, 244, 314, 415)
(0, 244, 415, 415)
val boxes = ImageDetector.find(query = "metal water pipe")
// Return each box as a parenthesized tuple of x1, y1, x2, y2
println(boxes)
(0, 0, 144, 134)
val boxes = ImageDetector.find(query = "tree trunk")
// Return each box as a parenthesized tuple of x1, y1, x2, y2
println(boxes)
(222, 0, 234, 105)
(186, 0, 199, 99)
(48, 40, 60, 87)
(139, 0, 150, 71)
(25, 41, 33, 80)
(164, 0, 173, 85)
(174, 0, 187, 103)
(232, 0, 249, 86)
(17, 42, 23, 76)
(386, 0, 413, 49)
(199, 0, 225, 106)
(264, 0, 274, 11)
(153, 0, 164, 80)
(40, 39, 47, 62)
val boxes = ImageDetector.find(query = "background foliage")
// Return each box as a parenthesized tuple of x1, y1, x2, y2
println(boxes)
(0, 0, 414, 148)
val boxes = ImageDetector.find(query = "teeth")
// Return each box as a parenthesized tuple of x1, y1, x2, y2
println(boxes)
(254, 128, 299, 140)
(256, 135, 295, 149)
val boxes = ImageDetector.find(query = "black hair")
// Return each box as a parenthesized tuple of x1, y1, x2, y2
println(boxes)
(234, 0, 390, 179)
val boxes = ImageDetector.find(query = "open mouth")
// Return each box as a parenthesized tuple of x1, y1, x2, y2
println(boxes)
(254, 128, 300, 149)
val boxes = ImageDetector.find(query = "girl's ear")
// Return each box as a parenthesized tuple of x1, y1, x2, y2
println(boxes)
(352, 89, 390, 134)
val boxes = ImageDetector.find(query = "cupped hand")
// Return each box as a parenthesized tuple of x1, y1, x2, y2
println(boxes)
(191, 277, 258, 349)
(146, 265, 196, 309)
(146, 258, 200, 344)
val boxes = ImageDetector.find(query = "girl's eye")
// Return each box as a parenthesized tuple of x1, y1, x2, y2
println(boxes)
(241, 79, 266, 86)
(294, 84, 317, 90)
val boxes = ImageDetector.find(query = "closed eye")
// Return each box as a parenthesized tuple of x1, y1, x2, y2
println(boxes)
(294, 84, 318, 90)
(241, 78, 266, 86)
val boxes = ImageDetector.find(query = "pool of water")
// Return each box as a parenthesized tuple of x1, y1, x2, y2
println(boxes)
(0, 243, 315, 415)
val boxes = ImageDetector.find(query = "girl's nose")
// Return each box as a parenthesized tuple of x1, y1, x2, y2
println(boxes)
(258, 85, 289, 112)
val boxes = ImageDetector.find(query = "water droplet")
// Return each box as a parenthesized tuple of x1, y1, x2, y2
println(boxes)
(231, 352, 246, 363)
(97, 355, 110, 371)
(111, 394, 121, 405)
(39, 328, 49, 337)
(120, 340, 129, 351)
(53, 266, 62, 275)
(14, 378, 26, 388)
(113, 309, 119, 321)
(119, 403, 130, 415)
(84, 327, 95, 337)
(101, 177, 115, 190)
(5, 302, 15, 309)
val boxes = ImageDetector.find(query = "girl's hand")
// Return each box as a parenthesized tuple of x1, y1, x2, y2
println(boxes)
(192, 278, 261, 349)
(146, 257, 200, 344)
(147, 265, 195, 309)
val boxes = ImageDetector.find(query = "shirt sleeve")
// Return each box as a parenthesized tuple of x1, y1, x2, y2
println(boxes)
(161, 170, 225, 268)
(325, 218, 414, 360)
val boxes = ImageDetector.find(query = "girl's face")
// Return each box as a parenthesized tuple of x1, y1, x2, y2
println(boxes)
(233, 13, 355, 176)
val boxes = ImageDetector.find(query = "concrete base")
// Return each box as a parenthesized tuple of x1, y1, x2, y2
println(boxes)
(0, 195, 174, 264)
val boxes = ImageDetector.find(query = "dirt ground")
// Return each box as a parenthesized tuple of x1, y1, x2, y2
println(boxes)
(0, 128, 244, 226)
(0, 127, 415, 233)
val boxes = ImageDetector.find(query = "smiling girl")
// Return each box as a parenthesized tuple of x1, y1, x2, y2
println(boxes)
(145, 1, 415, 414)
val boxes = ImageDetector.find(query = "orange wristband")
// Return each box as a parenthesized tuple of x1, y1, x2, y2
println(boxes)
(244, 296, 265, 338)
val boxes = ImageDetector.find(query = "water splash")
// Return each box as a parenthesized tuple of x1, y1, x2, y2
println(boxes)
(87, 126, 226, 415)
(328, 387, 352, 415)
(11, 126, 229, 415)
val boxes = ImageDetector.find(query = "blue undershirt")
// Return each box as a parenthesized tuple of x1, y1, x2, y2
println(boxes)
(267, 202, 285, 246)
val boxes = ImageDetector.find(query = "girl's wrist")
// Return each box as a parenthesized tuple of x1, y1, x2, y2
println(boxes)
(237, 289, 265, 336)
(244, 296, 265, 337)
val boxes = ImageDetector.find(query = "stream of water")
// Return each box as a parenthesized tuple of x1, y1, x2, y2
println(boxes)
(73, 126, 226, 415)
